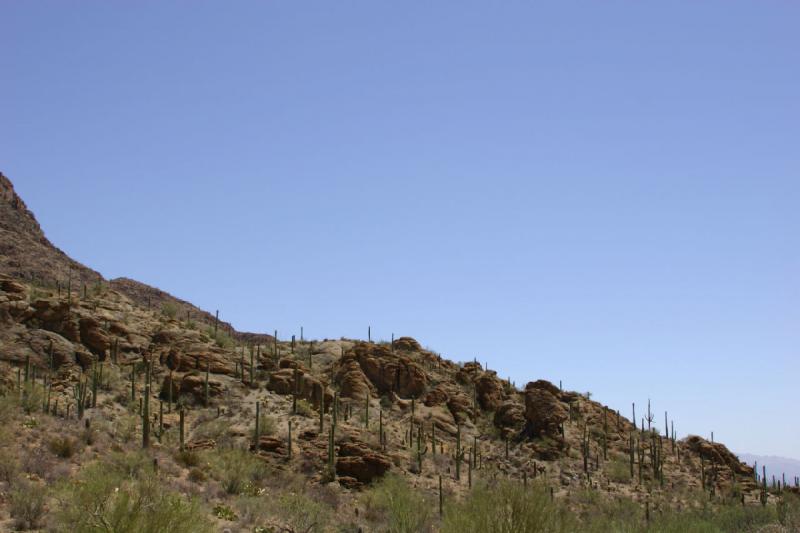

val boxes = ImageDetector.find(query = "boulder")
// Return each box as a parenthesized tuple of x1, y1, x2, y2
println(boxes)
(23, 329, 75, 368)
(475, 372, 505, 411)
(250, 436, 286, 455)
(336, 342, 426, 399)
(523, 381, 568, 438)
(267, 367, 333, 411)
(684, 436, 754, 477)
(392, 336, 421, 352)
(335, 439, 391, 484)
(179, 372, 224, 403)
(334, 358, 372, 400)
(29, 300, 80, 342)
(494, 400, 525, 434)
(79, 317, 110, 358)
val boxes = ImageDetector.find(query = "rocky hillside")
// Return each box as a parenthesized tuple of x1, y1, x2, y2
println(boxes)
(0, 172, 270, 344)
(0, 171, 796, 532)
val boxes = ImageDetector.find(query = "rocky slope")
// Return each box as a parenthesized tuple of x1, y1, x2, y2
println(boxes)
(0, 171, 792, 532)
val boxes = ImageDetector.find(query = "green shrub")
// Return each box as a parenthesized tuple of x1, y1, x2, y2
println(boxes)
(10, 479, 46, 530)
(258, 413, 277, 436)
(442, 479, 572, 533)
(606, 456, 631, 484)
(275, 492, 331, 532)
(208, 448, 267, 495)
(213, 503, 238, 521)
(48, 436, 77, 458)
(295, 399, 314, 418)
(188, 468, 207, 483)
(175, 450, 200, 468)
(0, 445, 19, 482)
(363, 473, 432, 533)
(54, 458, 212, 533)
(161, 302, 178, 319)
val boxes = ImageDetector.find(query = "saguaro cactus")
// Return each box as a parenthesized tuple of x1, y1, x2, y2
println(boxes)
(179, 408, 185, 451)
(73, 377, 88, 420)
(255, 401, 261, 448)
(204, 360, 210, 407)
(455, 424, 463, 481)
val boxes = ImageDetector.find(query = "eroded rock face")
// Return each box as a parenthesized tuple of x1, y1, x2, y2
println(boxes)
(335, 342, 426, 399)
(455, 361, 483, 385)
(159, 373, 180, 401)
(685, 436, 754, 477)
(79, 317, 110, 358)
(335, 439, 391, 484)
(26, 329, 78, 368)
(178, 372, 224, 403)
(334, 358, 372, 401)
(523, 380, 568, 438)
(29, 300, 80, 342)
(0, 279, 27, 300)
(422, 383, 474, 424)
(392, 336, 421, 352)
(475, 372, 505, 411)
(494, 400, 526, 435)
(266, 367, 333, 411)
(251, 436, 286, 455)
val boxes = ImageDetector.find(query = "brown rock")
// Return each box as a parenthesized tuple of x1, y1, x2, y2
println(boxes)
(494, 401, 525, 434)
(335, 440, 391, 484)
(475, 372, 505, 411)
(29, 300, 80, 342)
(392, 336, 421, 352)
(455, 361, 483, 384)
(336, 342, 426, 399)
(24, 329, 75, 368)
(79, 317, 110, 358)
(159, 374, 180, 401)
(523, 381, 568, 438)
(179, 372, 223, 403)
(0, 279, 27, 299)
(684, 436, 754, 477)
(164, 348, 181, 371)
(251, 436, 286, 455)
(334, 359, 372, 401)
(267, 367, 333, 411)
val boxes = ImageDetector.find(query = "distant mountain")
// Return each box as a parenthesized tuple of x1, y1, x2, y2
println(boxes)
(738, 453, 800, 485)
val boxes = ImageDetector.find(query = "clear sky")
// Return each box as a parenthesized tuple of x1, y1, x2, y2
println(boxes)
(1, 1, 798, 459)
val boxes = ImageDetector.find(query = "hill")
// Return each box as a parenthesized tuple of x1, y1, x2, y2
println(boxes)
(0, 170, 797, 531)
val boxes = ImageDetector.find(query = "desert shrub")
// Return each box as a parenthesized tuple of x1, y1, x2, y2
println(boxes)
(193, 417, 235, 447)
(161, 302, 178, 319)
(275, 492, 330, 532)
(258, 413, 277, 435)
(175, 449, 200, 468)
(442, 479, 572, 533)
(362, 473, 432, 533)
(295, 399, 314, 417)
(18, 383, 43, 414)
(188, 468, 207, 483)
(54, 458, 212, 533)
(606, 456, 632, 484)
(213, 503, 238, 521)
(111, 412, 139, 443)
(10, 479, 47, 530)
(0, 393, 20, 424)
(99, 364, 121, 392)
(48, 436, 77, 458)
(0, 447, 19, 482)
(207, 448, 267, 495)
(204, 326, 234, 348)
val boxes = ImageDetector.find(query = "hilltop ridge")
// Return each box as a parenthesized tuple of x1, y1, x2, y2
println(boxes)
(0, 171, 795, 532)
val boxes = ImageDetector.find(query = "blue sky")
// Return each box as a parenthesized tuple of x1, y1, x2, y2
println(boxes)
(1, 1, 798, 458)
